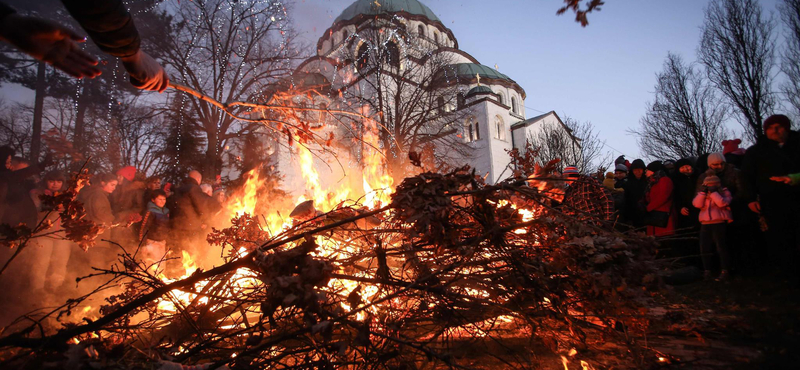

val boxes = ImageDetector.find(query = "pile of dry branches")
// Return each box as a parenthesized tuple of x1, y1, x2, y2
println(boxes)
(0, 167, 663, 369)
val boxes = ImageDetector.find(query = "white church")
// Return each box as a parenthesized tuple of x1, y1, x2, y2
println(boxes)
(272, 0, 577, 186)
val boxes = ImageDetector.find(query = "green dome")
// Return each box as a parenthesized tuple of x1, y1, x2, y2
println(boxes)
(334, 0, 441, 24)
(467, 85, 493, 96)
(447, 63, 515, 82)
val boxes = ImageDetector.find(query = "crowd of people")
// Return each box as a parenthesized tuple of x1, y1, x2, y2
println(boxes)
(573, 114, 799, 282)
(0, 114, 798, 311)
(0, 153, 228, 307)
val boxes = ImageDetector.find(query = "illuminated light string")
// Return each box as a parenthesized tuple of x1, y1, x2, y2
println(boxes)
(137, 0, 293, 169)
(92, 1, 467, 172)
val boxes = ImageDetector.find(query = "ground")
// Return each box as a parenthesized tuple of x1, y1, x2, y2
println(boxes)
(651, 274, 800, 369)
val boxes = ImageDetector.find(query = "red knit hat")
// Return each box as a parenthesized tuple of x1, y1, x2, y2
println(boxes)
(563, 166, 579, 178)
(116, 166, 136, 182)
(721, 139, 742, 155)
(763, 114, 791, 132)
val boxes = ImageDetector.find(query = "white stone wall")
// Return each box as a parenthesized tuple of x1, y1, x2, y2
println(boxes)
(292, 12, 546, 187)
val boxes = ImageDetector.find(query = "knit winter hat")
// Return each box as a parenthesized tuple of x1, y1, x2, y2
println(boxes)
(675, 158, 694, 170)
(116, 166, 137, 182)
(702, 169, 721, 186)
(646, 161, 664, 173)
(630, 159, 646, 170)
(614, 155, 626, 165)
(763, 114, 791, 132)
(614, 163, 628, 173)
(707, 152, 726, 166)
(722, 139, 742, 155)
(605, 172, 614, 179)
(563, 166, 579, 178)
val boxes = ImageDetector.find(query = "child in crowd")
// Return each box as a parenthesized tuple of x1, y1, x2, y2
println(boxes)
(603, 172, 615, 190)
(139, 190, 170, 268)
(692, 170, 733, 281)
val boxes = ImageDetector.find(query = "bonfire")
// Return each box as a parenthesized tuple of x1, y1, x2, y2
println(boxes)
(0, 87, 663, 370)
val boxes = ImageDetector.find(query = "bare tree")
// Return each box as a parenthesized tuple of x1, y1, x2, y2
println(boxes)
(86, 97, 169, 175)
(780, 0, 800, 122)
(159, 0, 302, 179)
(334, 22, 473, 178)
(633, 53, 729, 160)
(699, 0, 776, 142)
(0, 100, 32, 155)
(527, 114, 608, 173)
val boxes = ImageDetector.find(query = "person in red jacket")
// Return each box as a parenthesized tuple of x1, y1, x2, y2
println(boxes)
(644, 161, 676, 236)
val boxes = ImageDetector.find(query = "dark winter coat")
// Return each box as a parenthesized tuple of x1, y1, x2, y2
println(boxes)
(110, 180, 145, 220)
(672, 168, 699, 231)
(696, 163, 743, 200)
(139, 201, 169, 242)
(60, 0, 141, 58)
(169, 178, 221, 231)
(77, 185, 116, 225)
(0, 166, 39, 227)
(622, 173, 648, 226)
(741, 131, 800, 216)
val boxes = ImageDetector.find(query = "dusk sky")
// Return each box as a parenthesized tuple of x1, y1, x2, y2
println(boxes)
(0, 0, 788, 163)
(293, 0, 785, 161)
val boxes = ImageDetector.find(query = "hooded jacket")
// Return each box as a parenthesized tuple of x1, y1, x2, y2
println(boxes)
(645, 171, 676, 236)
(77, 185, 116, 225)
(693, 188, 733, 224)
(696, 163, 742, 200)
(169, 177, 221, 231)
(139, 201, 169, 242)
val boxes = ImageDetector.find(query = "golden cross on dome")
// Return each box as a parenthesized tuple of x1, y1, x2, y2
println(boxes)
(374, 0, 381, 7)
(476, 73, 481, 86)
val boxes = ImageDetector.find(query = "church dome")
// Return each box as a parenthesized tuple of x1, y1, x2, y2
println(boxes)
(467, 85, 493, 97)
(334, 0, 441, 24)
(448, 63, 515, 83)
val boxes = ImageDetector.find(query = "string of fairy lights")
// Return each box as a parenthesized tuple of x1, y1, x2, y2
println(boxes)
(68, 0, 481, 174)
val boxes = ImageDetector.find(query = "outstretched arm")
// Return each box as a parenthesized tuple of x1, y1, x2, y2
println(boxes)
(60, 0, 169, 92)
(0, 3, 100, 78)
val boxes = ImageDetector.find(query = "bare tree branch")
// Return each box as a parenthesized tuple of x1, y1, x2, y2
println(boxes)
(632, 53, 730, 160)
(699, 0, 777, 142)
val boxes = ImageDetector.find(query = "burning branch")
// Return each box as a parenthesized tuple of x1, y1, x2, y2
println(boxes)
(1, 161, 663, 369)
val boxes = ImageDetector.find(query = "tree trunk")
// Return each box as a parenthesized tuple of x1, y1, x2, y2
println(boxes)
(204, 130, 220, 180)
(74, 84, 90, 153)
(29, 62, 46, 162)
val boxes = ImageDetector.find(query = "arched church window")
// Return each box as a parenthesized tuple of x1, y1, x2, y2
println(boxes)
(457, 93, 465, 108)
(418, 25, 426, 37)
(357, 44, 370, 71)
(384, 41, 400, 68)
(497, 92, 505, 105)
(464, 116, 480, 142)
(437, 96, 445, 115)
(494, 115, 505, 140)
(434, 31, 439, 45)
(511, 97, 518, 114)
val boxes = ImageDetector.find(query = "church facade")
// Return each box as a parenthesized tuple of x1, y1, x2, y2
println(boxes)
(276, 0, 577, 185)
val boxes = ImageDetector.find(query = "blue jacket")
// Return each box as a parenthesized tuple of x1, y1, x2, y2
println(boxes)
(140, 201, 169, 242)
